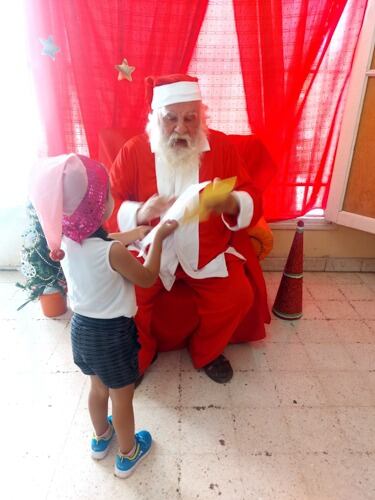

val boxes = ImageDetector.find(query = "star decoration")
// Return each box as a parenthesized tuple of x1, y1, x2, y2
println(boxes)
(115, 58, 135, 81)
(39, 35, 60, 61)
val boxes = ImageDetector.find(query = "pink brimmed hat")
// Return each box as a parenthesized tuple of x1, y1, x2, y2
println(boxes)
(145, 73, 201, 110)
(29, 154, 109, 261)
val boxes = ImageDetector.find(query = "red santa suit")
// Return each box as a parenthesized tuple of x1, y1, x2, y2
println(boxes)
(109, 129, 270, 373)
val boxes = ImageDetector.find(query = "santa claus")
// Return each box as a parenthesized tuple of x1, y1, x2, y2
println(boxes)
(109, 74, 270, 383)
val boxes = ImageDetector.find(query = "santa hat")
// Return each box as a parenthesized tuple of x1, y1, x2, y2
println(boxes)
(29, 154, 109, 261)
(145, 73, 201, 110)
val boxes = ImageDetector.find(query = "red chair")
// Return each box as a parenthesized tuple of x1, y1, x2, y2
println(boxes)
(98, 128, 276, 349)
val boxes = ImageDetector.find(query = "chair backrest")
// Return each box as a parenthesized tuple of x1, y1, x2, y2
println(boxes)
(99, 127, 275, 259)
(227, 134, 276, 193)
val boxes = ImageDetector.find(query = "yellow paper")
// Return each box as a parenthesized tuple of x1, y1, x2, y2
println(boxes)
(182, 176, 237, 223)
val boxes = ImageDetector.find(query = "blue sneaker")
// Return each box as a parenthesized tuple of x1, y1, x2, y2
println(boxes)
(114, 430, 152, 478)
(91, 415, 115, 460)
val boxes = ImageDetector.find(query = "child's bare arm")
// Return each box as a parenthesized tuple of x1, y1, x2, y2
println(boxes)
(109, 226, 151, 246)
(109, 220, 177, 288)
(109, 240, 161, 287)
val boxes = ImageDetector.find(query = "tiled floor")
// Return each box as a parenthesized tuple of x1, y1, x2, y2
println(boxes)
(1, 270, 375, 500)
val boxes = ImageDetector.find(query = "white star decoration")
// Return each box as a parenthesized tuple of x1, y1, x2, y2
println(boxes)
(39, 35, 60, 61)
(115, 58, 135, 81)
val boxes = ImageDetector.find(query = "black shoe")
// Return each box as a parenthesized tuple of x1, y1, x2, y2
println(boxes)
(203, 354, 233, 384)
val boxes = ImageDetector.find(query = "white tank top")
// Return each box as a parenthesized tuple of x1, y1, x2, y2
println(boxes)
(61, 236, 137, 319)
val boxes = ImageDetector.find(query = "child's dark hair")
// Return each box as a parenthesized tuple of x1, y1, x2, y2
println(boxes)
(88, 226, 112, 241)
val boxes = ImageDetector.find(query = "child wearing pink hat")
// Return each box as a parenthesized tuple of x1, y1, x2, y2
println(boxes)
(29, 153, 177, 478)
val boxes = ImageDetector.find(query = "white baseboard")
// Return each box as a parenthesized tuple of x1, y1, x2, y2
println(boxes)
(261, 257, 375, 272)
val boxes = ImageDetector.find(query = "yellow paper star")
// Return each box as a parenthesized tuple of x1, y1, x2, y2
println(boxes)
(115, 58, 135, 81)
(182, 176, 237, 224)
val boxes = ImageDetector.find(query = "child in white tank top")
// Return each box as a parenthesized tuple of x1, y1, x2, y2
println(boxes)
(29, 153, 177, 478)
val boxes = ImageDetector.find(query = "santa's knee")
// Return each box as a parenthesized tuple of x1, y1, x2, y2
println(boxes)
(230, 280, 254, 316)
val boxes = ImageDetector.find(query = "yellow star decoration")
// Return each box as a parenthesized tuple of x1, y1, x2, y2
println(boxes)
(182, 176, 237, 224)
(115, 58, 135, 81)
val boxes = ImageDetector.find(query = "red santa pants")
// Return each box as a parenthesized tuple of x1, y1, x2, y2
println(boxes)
(134, 254, 254, 373)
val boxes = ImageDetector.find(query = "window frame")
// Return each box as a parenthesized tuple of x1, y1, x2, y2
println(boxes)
(325, 0, 375, 234)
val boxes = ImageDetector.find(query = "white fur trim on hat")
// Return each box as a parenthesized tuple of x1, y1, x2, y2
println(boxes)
(151, 81, 201, 110)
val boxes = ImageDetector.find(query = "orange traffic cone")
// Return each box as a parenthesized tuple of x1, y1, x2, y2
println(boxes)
(272, 220, 304, 320)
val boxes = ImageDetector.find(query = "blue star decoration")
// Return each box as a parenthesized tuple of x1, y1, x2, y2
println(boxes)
(115, 58, 135, 81)
(39, 35, 60, 61)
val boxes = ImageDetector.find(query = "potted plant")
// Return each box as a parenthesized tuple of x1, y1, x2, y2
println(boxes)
(16, 203, 67, 317)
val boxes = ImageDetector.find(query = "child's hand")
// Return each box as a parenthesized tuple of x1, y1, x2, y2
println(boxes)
(137, 194, 176, 224)
(109, 226, 152, 246)
(155, 219, 178, 240)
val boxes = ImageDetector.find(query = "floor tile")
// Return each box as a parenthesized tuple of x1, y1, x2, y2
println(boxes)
(134, 370, 180, 408)
(273, 371, 329, 407)
(350, 300, 375, 319)
(304, 343, 356, 371)
(228, 371, 280, 408)
(318, 370, 375, 406)
(284, 407, 347, 454)
(49, 446, 180, 500)
(335, 407, 375, 453)
(295, 319, 339, 343)
(0, 270, 22, 282)
(132, 405, 182, 456)
(300, 301, 325, 319)
(180, 407, 237, 455)
(3, 270, 375, 499)
(306, 283, 346, 301)
(329, 319, 375, 343)
(239, 453, 310, 500)
(339, 283, 375, 301)
(365, 319, 375, 336)
(234, 408, 295, 455)
(366, 319, 375, 336)
(261, 343, 314, 371)
(328, 272, 364, 284)
(180, 453, 244, 499)
(344, 343, 375, 370)
(180, 370, 231, 408)
(299, 453, 375, 500)
(303, 272, 333, 285)
(315, 300, 359, 319)
(264, 317, 300, 343)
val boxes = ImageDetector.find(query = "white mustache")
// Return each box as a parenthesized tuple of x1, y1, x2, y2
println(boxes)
(168, 133, 192, 148)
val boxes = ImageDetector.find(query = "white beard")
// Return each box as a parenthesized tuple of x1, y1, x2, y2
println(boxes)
(146, 114, 207, 173)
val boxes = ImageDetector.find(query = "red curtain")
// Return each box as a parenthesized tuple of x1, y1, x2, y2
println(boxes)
(233, 0, 368, 220)
(26, 0, 367, 220)
(25, 0, 208, 158)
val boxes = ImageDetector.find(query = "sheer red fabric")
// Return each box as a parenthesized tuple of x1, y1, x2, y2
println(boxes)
(233, 0, 368, 220)
(26, 0, 367, 220)
(25, 0, 208, 158)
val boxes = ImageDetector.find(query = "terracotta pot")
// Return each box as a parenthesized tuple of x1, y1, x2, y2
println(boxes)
(39, 292, 67, 318)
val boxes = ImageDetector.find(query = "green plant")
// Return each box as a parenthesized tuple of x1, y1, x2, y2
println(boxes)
(16, 203, 66, 309)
